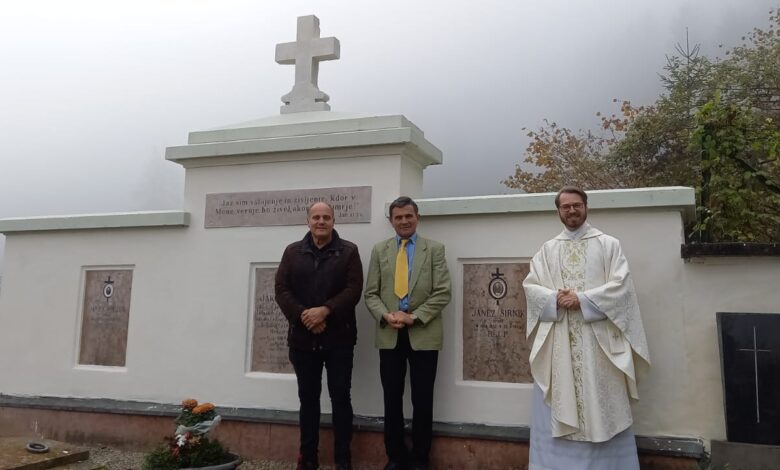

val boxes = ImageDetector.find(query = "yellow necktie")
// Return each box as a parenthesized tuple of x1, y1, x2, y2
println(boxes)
(394, 239, 409, 299)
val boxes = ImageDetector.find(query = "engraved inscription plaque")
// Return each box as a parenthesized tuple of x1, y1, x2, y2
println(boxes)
(79, 269, 133, 367)
(206, 186, 371, 228)
(462, 263, 532, 383)
(251, 267, 294, 373)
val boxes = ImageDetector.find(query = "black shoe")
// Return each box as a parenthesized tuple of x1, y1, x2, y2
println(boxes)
(335, 462, 353, 470)
(296, 454, 319, 470)
(384, 461, 409, 470)
(410, 462, 429, 470)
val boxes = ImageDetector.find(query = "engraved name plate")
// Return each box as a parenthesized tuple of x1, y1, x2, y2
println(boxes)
(251, 267, 294, 373)
(463, 263, 532, 383)
(79, 269, 133, 367)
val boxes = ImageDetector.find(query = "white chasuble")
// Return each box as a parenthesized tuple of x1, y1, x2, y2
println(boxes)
(524, 225, 650, 443)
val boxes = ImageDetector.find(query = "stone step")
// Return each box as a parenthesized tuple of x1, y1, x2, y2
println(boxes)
(45, 462, 105, 470)
(710, 439, 780, 470)
(0, 438, 89, 470)
(50, 446, 145, 470)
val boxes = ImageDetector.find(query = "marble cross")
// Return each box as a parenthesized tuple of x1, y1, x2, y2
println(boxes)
(275, 15, 340, 114)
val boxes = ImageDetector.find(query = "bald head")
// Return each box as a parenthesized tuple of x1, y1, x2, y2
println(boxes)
(307, 201, 334, 217)
(307, 201, 335, 248)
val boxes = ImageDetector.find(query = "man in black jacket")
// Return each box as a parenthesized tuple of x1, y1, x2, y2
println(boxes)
(275, 201, 364, 470)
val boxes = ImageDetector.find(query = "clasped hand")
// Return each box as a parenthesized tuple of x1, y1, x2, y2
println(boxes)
(557, 289, 581, 310)
(301, 306, 330, 334)
(383, 311, 415, 329)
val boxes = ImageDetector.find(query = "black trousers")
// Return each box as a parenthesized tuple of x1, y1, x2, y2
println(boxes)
(379, 328, 439, 465)
(289, 346, 354, 466)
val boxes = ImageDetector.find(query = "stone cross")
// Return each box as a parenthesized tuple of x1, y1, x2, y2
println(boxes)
(275, 15, 340, 114)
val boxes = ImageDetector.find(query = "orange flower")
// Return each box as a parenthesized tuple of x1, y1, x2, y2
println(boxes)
(181, 398, 198, 409)
(192, 402, 215, 415)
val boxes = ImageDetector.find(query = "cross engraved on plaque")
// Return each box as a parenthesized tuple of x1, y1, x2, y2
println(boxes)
(275, 15, 340, 114)
(737, 326, 772, 423)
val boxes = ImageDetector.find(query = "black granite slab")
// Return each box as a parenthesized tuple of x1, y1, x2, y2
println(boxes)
(717, 312, 780, 445)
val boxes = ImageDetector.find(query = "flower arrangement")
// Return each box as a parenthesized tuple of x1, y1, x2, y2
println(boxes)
(143, 398, 235, 470)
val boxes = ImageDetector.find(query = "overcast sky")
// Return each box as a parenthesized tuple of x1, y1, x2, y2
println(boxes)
(0, 0, 777, 265)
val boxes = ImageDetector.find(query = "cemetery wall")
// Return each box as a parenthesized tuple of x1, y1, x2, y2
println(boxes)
(1, 182, 756, 445)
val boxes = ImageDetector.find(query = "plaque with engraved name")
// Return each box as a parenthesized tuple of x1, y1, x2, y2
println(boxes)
(206, 186, 371, 228)
(251, 267, 294, 373)
(79, 269, 133, 367)
(463, 263, 532, 383)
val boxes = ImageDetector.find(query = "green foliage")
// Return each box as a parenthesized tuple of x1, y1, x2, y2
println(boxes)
(176, 407, 217, 428)
(143, 438, 229, 470)
(143, 445, 179, 470)
(143, 398, 231, 469)
(691, 94, 780, 241)
(504, 9, 780, 242)
(179, 437, 229, 468)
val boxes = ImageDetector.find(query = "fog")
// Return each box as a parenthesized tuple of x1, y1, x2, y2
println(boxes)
(0, 0, 775, 267)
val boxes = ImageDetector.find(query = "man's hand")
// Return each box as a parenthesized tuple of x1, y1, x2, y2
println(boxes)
(557, 289, 581, 310)
(302, 306, 331, 330)
(383, 311, 408, 329)
(311, 322, 326, 334)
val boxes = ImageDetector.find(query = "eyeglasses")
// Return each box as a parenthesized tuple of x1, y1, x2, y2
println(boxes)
(558, 203, 585, 211)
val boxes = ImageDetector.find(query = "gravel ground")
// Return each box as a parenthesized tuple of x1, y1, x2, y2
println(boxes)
(61, 445, 300, 470)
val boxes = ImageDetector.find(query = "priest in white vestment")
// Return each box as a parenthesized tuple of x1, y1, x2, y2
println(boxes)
(523, 187, 650, 470)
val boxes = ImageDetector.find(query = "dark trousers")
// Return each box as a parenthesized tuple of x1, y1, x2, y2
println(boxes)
(289, 346, 354, 466)
(379, 328, 439, 465)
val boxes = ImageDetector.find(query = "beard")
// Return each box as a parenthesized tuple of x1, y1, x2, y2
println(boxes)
(559, 211, 587, 230)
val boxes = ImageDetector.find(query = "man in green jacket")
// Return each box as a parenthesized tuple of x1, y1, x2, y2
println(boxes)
(365, 196, 452, 470)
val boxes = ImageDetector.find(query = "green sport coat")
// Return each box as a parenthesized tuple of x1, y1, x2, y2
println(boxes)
(364, 235, 452, 350)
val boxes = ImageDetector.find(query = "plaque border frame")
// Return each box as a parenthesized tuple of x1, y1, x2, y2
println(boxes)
(73, 264, 135, 372)
(456, 257, 534, 388)
(245, 262, 296, 379)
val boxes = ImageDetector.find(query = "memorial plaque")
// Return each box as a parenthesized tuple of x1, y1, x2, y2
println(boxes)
(251, 267, 294, 373)
(717, 312, 780, 445)
(205, 186, 371, 228)
(78, 269, 133, 367)
(463, 263, 532, 383)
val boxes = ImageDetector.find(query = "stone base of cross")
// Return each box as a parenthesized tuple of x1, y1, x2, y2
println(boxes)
(281, 83, 331, 114)
(276, 15, 340, 114)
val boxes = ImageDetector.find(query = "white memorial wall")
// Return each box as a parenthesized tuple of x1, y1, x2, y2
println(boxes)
(2, 15, 780, 449)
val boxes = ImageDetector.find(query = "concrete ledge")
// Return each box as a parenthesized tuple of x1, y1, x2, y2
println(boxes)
(0, 404, 700, 469)
(0, 394, 703, 459)
(681, 242, 780, 259)
(0, 211, 190, 234)
(188, 113, 412, 144)
(167, 128, 442, 168)
(165, 113, 443, 169)
(416, 187, 696, 223)
(635, 435, 705, 459)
